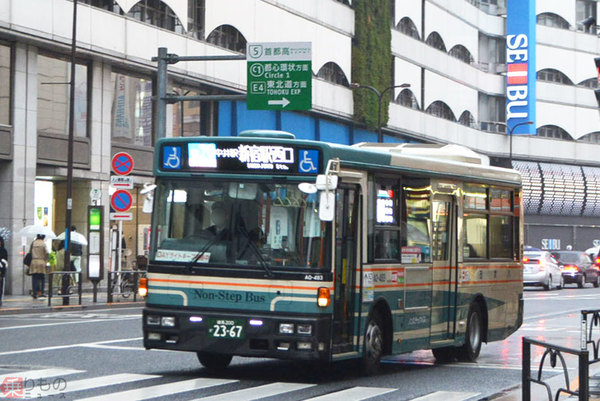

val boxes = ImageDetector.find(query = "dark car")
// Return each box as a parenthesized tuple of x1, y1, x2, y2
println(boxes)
(551, 251, 600, 288)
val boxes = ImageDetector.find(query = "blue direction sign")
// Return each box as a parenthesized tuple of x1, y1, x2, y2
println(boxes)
(111, 190, 133, 212)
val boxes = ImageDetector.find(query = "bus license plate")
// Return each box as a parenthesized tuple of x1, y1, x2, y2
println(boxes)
(208, 319, 245, 339)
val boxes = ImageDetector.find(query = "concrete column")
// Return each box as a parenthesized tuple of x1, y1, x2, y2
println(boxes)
(0, 43, 38, 295)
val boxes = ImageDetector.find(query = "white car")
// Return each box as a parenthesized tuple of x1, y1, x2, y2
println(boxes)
(523, 251, 564, 290)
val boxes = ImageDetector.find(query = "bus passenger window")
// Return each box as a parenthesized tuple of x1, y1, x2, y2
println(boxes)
(464, 214, 487, 258)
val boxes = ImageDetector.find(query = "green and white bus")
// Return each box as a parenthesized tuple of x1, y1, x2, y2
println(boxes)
(142, 131, 523, 373)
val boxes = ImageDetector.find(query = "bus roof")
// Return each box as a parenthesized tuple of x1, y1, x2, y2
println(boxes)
(154, 135, 521, 186)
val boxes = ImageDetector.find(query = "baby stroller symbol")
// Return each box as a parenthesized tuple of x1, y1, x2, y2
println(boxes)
(299, 150, 318, 173)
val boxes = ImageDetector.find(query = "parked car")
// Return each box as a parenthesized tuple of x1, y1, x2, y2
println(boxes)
(523, 251, 563, 290)
(551, 251, 600, 288)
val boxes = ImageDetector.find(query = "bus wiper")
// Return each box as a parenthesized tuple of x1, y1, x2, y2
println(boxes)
(186, 232, 222, 272)
(238, 227, 273, 278)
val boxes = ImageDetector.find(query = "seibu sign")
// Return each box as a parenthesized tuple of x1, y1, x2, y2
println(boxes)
(506, 0, 536, 135)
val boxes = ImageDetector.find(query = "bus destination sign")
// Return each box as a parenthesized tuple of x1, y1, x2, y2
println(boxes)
(161, 142, 321, 175)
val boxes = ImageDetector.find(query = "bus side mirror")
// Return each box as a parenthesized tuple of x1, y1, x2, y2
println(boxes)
(319, 191, 335, 221)
(315, 174, 338, 191)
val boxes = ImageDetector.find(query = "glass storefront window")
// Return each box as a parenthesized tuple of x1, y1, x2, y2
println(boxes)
(0, 43, 10, 126)
(37, 54, 88, 137)
(111, 72, 153, 146)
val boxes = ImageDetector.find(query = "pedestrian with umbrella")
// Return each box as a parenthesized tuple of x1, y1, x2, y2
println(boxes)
(29, 234, 49, 298)
(0, 236, 7, 306)
(56, 226, 87, 283)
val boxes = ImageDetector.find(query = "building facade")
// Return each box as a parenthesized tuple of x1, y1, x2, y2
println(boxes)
(0, 0, 598, 294)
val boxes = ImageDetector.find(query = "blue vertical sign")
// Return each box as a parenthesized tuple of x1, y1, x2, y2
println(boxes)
(506, 0, 536, 135)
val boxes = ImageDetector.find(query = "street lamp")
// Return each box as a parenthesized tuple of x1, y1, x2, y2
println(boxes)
(350, 82, 411, 143)
(486, 120, 534, 166)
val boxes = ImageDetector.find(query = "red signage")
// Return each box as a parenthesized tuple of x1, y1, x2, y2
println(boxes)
(112, 152, 134, 176)
(111, 190, 133, 212)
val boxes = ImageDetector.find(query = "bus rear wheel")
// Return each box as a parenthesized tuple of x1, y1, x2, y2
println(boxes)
(197, 353, 233, 371)
(362, 312, 384, 375)
(456, 303, 483, 362)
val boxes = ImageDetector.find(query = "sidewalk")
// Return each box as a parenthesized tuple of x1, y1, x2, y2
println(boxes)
(490, 365, 600, 400)
(0, 288, 143, 314)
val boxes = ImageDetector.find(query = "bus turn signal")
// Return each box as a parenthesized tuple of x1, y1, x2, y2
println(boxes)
(138, 277, 148, 297)
(317, 287, 330, 308)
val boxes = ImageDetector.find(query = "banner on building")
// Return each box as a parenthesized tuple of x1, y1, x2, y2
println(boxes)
(506, 0, 536, 135)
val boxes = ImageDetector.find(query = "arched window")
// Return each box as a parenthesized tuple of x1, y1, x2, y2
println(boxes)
(396, 89, 420, 109)
(537, 125, 574, 140)
(128, 0, 185, 34)
(396, 17, 420, 39)
(425, 32, 446, 52)
(537, 13, 571, 29)
(425, 101, 455, 121)
(579, 78, 599, 89)
(316, 62, 349, 86)
(206, 25, 247, 54)
(537, 69, 573, 85)
(81, 0, 118, 11)
(449, 45, 474, 64)
(579, 132, 600, 143)
(458, 111, 476, 128)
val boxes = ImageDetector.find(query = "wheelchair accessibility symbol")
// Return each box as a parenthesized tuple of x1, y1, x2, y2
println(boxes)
(298, 150, 319, 174)
(163, 146, 181, 169)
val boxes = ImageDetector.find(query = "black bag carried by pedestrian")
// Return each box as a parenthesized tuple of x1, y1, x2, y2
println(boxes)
(24, 252, 32, 267)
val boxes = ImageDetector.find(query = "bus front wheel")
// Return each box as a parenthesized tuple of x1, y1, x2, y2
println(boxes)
(457, 303, 483, 362)
(362, 312, 384, 375)
(197, 353, 233, 371)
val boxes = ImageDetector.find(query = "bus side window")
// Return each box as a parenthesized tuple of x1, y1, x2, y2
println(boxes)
(402, 178, 431, 263)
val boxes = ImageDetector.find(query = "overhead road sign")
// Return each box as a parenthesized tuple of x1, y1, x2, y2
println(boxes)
(246, 42, 312, 111)
(112, 152, 134, 175)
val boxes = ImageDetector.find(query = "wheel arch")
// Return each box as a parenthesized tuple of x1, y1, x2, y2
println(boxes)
(368, 297, 394, 355)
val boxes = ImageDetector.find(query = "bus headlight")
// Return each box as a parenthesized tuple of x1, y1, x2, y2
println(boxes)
(296, 324, 312, 335)
(279, 323, 294, 334)
(146, 315, 161, 325)
(161, 316, 176, 327)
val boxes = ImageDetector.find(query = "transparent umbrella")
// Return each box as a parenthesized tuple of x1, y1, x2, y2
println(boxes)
(18, 225, 57, 239)
(56, 231, 88, 246)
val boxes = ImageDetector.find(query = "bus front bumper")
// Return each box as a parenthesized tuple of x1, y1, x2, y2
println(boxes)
(143, 306, 332, 361)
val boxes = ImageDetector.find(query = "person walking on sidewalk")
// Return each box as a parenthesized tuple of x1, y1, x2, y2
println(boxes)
(30, 234, 48, 299)
(0, 236, 7, 306)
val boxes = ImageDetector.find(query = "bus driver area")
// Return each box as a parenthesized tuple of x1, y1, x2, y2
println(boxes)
(142, 131, 523, 373)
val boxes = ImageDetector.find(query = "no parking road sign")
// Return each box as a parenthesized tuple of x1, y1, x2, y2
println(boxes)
(111, 190, 133, 212)
(112, 152, 134, 176)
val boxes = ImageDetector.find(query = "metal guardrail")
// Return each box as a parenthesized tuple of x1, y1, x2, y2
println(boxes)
(107, 270, 144, 303)
(47, 271, 82, 306)
(522, 309, 600, 400)
(522, 337, 589, 400)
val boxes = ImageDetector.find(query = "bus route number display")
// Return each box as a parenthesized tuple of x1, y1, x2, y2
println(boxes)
(161, 142, 321, 175)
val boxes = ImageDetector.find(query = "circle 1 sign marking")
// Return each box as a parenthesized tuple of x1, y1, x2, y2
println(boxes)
(112, 152, 134, 176)
(111, 190, 133, 212)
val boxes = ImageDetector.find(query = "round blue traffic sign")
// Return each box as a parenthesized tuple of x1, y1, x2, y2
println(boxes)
(112, 152, 134, 176)
(111, 190, 133, 212)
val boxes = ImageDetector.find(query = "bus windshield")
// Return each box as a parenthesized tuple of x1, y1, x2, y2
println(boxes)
(151, 179, 331, 271)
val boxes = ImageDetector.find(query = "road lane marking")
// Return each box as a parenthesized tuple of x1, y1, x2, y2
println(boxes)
(0, 368, 84, 382)
(410, 391, 480, 401)
(24, 373, 158, 397)
(0, 306, 143, 319)
(0, 316, 140, 331)
(304, 386, 396, 400)
(76, 378, 238, 401)
(0, 337, 143, 356)
(196, 382, 316, 401)
(80, 344, 172, 352)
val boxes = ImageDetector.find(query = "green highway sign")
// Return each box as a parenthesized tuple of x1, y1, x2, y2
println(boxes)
(246, 42, 312, 111)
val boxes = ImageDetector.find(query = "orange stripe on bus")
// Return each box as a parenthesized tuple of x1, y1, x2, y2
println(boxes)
(149, 278, 331, 291)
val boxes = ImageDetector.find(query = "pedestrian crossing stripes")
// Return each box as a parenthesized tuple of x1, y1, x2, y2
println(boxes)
(410, 391, 480, 401)
(0, 367, 481, 400)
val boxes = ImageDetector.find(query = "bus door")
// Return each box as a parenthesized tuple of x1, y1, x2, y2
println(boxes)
(332, 184, 360, 353)
(430, 193, 458, 342)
